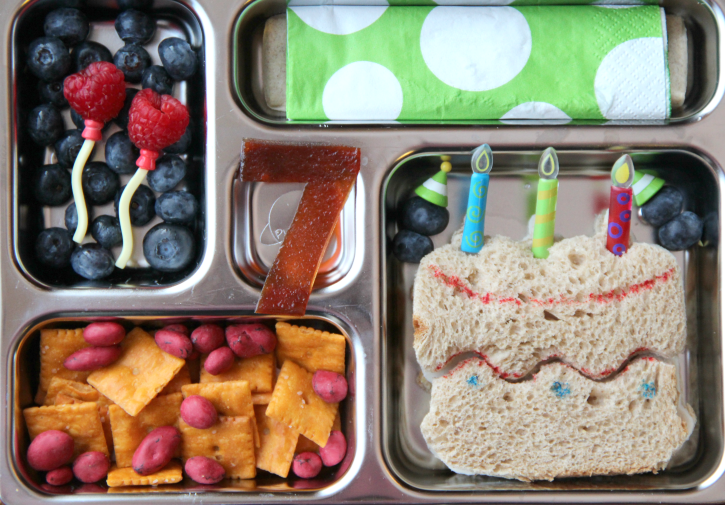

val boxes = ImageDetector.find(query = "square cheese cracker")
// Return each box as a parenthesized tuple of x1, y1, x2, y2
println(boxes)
(87, 327, 185, 416)
(24, 402, 108, 457)
(180, 416, 256, 479)
(295, 412, 342, 454)
(36, 329, 90, 404)
(107, 461, 183, 487)
(266, 360, 338, 447)
(109, 392, 183, 468)
(44, 377, 98, 405)
(200, 353, 275, 393)
(160, 364, 191, 395)
(275, 322, 346, 374)
(182, 381, 259, 447)
(54, 389, 115, 454)
(254, 405, 298, 478)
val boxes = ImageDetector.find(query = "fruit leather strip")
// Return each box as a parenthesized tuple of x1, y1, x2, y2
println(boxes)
(256, 178, 357, 315)
(241, 139, 360, 184)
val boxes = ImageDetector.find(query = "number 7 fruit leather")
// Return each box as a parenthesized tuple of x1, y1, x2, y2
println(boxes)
(240, 140, 360, 316)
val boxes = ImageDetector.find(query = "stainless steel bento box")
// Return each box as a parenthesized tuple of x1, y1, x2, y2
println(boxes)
(2, 0, 725, 502)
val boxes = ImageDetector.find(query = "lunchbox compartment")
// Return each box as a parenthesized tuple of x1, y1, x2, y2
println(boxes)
(11, 312, 359, 495)
(232, 170, 362, 292)
(231, 0, 720, 125)
(11, 0, 207, 288)
(381, 149, 722, 491)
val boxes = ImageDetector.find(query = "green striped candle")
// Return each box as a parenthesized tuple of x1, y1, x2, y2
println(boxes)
(532, 148, 559, 259)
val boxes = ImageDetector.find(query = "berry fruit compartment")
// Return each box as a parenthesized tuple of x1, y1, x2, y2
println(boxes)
(11, 313, 359, 495)
(382, 149, 720, 492)
(12, 0, 206, 288)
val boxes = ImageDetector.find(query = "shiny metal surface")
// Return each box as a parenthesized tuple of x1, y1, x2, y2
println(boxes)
(232, 178, 359, 290)
(0, 0, 725, 503)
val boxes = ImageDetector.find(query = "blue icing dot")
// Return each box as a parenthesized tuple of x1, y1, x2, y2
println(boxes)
(551, 381, 571, 398)
(467, 375, 479, 387)
(640, 381, 656, 399)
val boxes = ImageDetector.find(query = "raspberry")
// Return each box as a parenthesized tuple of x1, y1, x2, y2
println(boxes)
(128, 88, 189, 153)
(63, 61, 126, 125)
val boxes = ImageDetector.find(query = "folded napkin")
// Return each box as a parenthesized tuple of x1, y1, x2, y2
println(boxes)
(286, 5, 670, 122)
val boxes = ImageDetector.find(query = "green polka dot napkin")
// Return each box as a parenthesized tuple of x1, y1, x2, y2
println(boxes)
(286, 5, 670, 122)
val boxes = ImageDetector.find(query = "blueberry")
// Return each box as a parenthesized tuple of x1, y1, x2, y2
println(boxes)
(141, 65, 173, 95)
(143, 223, 195, 272)
(393, 229, 433, 263)
(66, 202, 78, 233)
(399, 196, 449, 236)
(114, 184, 155, 225)
(113, 43, 150, 83)
(703, 212, 719, 246)
(36, 227, 74, 267)
(113, 88, 138, 130)
(105, 131, 139, 174)
(71, 108, 84, 129)
(28, 104, 64, 146)
(155, 191, 198, 224)
(658, 211, 703, 251)
(118, 0, 152, 10)
(164, 122, 192, 154)
(34, 164, 72, 206)
(44, 8, 89, 47)
(37, 80, 68, 108)
(26, 37, 70, 81)
(82, 161, 120, 205)
(641, 186, 684, 227)
(115, 9, 156, 44)
(71, 41, 112, 71)
(147, 155, 186, 192)
(90, 215, 123, 248)
(71, 244, 115, 279)
(158, 37, 197, 81)
(54, 129, 85, 167)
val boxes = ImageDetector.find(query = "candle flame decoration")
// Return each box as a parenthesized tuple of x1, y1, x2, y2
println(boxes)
(611, 154, 634, 188)
(471, 143, 493, 174)
(538, 147, 559, 180)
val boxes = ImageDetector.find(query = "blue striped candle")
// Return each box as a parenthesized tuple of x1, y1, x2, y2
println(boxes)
(461, 144, 493, 253)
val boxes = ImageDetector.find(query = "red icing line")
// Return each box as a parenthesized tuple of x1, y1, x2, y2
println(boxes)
(429, 265, 674, 307)
(442, 356, 651, 382)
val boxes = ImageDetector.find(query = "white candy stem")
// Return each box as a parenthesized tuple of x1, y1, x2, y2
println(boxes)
(115, 168, 149, 269)
(71, 139, 95, 243)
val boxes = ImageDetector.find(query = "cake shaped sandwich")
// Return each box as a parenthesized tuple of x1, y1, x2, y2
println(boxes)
(413, 148, 694, 481)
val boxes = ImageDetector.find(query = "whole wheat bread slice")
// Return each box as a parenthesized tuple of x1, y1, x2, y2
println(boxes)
(413, 217, 686, 378)
(421, 357, 693, 481)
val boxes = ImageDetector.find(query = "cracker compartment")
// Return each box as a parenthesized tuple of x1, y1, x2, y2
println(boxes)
(12, 314, 357, 496)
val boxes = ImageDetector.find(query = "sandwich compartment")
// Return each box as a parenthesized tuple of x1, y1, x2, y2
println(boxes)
(11, 0, 207, 288)
(382, 149, 721, 491)
(11, 313, 360, 495)
(231, 0, 721, 125)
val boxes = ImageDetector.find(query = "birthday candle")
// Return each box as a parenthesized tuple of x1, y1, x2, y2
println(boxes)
(607, 154, 635, 256)
(461, 144, 493, 253)
(532, 147, 559, 259)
